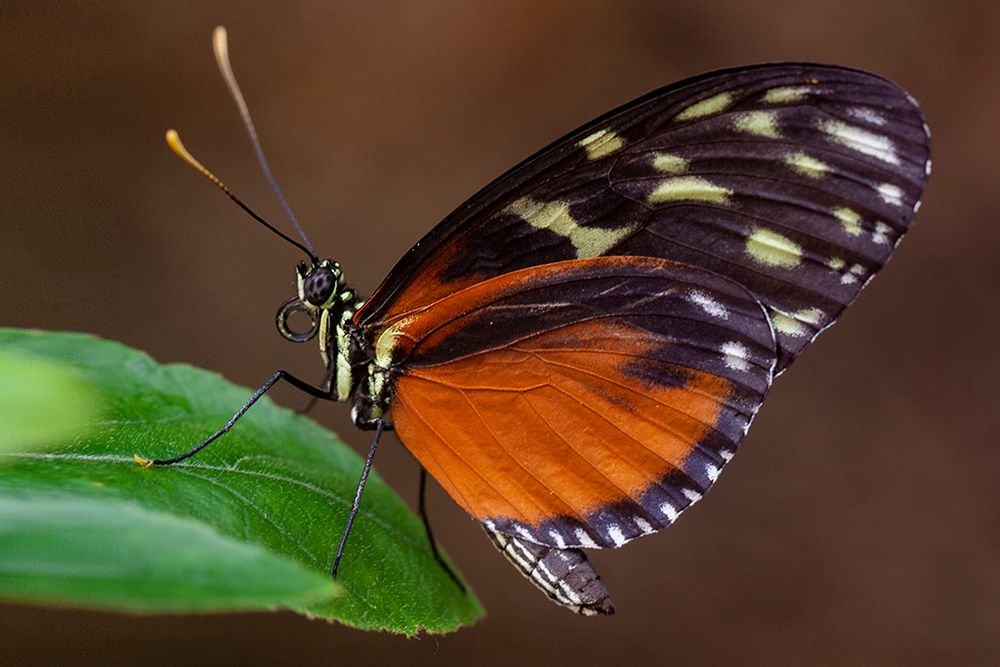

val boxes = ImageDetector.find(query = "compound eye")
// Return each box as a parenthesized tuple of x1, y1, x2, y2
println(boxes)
(303, 268, 336, 306)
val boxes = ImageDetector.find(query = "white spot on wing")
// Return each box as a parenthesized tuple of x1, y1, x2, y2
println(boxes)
(634, 517, 654, 534)
(841, 263, 867, 285)
(607, 524, 626, 547)
(706, 464, 720, 482)
(873, 221, 892, 245)
(682, 488, 703, 503)
(877, 182, 904, 207)
(659, 502, 678, 522)
(848, 107, 887, 125)
(688, 290, 729, 319)
(514, 524, 534, 541)
(821, 119, 900, 165)
(548, 529, 567, 549)
(574, 528, 598, 549)
(719, 449, 734, 462)
(721, 341, 750, 371)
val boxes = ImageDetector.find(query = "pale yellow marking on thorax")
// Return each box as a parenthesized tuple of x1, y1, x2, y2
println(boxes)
(733, 111, 780, 138)
(504, 196, 638, 258)
(318, 309, 332, 368)
(762, 86, 812, 104)
(647, 176, 732, 205)
(746, 228, 803, 268)
(820, 119, 899, 165)
(578, 129, 626, 160)
(651, 152, 689, 173)
(785, 151, 829, 178)
(674, 92, 733, 121)
(833, 207, 863, 236)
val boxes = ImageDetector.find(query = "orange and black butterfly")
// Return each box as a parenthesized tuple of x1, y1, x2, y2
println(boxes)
(146, 28, 930, 615)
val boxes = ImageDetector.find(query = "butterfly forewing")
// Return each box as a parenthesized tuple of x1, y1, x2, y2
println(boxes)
(356, 63, 930, 372)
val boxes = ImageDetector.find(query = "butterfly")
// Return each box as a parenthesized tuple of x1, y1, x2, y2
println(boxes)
(145, 28, 930, 616)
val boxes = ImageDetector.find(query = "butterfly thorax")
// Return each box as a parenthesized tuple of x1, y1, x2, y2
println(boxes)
(276, 259, 366, 406)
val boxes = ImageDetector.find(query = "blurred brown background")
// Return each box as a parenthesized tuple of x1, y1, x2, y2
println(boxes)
(2, 1, 998, 664)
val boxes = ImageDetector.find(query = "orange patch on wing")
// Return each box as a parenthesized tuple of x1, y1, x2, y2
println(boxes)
(354, 233, 483, 327)
(391, 319, 732, 526)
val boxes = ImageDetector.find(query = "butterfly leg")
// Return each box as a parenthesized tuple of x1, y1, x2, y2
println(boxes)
(418, 466, 466, 593)
(330, 417, 384, 579)
(297, 364, 335, 415)
(134, 369, 335, 467)
(483, 523, 614, 616)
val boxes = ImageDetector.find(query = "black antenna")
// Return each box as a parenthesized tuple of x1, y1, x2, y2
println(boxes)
(165, 130, 318, 263)
(213, 26, 317, 258)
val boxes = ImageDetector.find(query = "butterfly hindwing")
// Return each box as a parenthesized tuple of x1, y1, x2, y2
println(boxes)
(483, 522, 614, 616)
(356, 63, 930, 372)
(379, 257, 776, 549)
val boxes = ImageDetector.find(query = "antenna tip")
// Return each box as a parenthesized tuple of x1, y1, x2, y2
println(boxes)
(164, 129, 185, 155)
(213, 26, 228, 55)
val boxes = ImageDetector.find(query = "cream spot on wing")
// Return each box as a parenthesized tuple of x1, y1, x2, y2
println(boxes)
(827, 256, 846, 271)
(504, 196, 638, 258)
(785, 151, 829, 178)
(675, 91, 733, 120)
(578, 128, 626, 160)
(374, 316, 414, 368)
(651, 152, 689, 173)
(820, 119, 899, 165)
(848, 107, 887, 125)
(833, 207, 863, 236)
(769, 307, 824, 337)
(733, 110, 780, 138)
(877, 182, 904, 207)
(762, 86, 811, 103)
(648, 176, 732, 205)
(721, 341, 750, 371)
(746, 228, 803, 268)
(873, 221, 892, 245)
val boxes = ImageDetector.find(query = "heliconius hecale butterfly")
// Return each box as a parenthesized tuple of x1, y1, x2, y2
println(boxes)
(141, 28, 930, 616)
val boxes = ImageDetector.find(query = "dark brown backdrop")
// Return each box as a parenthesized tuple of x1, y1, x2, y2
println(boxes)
(3, 1, 998, 664)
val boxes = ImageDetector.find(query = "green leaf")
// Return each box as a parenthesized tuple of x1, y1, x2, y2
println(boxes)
(0, 348, 100, 451)
(0, 329, 483, 633)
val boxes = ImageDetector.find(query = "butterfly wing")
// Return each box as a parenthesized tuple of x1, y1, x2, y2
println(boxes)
(378, 257, 776, 549)
(356, 63, 930, 371)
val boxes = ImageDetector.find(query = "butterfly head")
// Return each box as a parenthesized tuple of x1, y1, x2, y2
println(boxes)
(276, 258, 354, 344)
